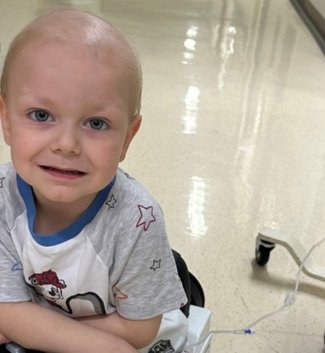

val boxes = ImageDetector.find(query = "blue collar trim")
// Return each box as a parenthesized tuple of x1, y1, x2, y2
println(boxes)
(17, 175, 115, 246)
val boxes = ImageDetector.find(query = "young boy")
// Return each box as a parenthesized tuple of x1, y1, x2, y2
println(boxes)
(0, 9, 188, 353)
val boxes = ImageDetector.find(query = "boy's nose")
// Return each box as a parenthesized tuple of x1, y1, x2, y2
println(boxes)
(51, 125, 81, 155)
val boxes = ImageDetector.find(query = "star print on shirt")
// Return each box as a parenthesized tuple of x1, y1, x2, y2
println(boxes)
(136, 205, 156, 231)
(112, 285, 128, 310)
(106, 194, 117, 209)
(150, 259, 161, 271)
(123, 172, 135, 180)
(11, 262, 23, 272)
(112, 285, 128, 300)
(0, 177, 5, 188)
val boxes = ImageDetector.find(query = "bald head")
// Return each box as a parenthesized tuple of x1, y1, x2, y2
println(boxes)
(0, 9, 142, 116)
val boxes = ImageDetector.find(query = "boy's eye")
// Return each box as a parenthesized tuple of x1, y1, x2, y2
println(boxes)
(29, 110, 51, 122)
(87, 118, 108, 130)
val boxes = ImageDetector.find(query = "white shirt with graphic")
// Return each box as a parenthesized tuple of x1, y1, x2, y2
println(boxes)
(0, 163, 188, 352)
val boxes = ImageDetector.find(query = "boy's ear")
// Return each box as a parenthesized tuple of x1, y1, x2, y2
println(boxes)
(120, 114, 142, 162)
(0, 96, 11, 146)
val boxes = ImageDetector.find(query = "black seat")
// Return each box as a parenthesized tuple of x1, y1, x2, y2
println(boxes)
(172, 249, 205, 317)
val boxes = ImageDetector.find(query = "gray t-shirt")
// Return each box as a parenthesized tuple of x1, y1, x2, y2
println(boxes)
(0, 163, 187, 321)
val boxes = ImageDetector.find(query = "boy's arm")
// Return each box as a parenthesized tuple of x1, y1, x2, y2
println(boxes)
(78, 313, 162, 349)
(0, 332, 10, 345)
(0, 302, 138, 353)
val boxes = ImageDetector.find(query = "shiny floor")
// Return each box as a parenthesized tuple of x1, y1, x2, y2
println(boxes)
(1, 1, 325, 352)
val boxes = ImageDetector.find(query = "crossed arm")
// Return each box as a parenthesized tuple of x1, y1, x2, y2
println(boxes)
(0, 301, 162, 353)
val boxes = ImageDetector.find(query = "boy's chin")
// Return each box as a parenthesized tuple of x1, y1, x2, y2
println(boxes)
(34, 188, 98, 206)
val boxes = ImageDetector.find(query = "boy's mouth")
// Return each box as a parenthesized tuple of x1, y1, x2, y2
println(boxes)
(40, 165, 86, 176)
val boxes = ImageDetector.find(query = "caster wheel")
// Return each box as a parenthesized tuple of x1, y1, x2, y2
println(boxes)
(255, 241, 275, 266)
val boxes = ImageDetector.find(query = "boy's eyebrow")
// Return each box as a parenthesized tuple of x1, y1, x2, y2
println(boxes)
(18, 94, 56, 107)
(18, 93, 125, 116)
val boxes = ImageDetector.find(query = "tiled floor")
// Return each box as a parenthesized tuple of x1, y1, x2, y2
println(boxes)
(1, 1, 325, 352)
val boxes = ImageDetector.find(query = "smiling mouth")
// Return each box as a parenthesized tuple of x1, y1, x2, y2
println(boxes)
(40, 166, 86, 176)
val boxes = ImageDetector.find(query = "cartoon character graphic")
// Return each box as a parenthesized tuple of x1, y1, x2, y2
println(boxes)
(28, 270, 66, 303)
(27, 269, 106, 315)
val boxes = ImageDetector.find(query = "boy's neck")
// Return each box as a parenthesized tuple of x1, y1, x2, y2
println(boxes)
(33, 192, 96, 235)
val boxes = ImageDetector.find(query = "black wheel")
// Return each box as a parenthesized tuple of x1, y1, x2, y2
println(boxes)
(255, 241, 275, 266)
(255, 246, 271, 266)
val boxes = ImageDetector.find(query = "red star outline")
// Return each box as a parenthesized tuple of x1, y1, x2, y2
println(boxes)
(136, 205, 156, 231)
(112, 285, 128, 301)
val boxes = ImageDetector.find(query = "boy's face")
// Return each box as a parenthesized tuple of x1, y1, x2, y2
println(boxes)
(0, 41, 141, 208)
